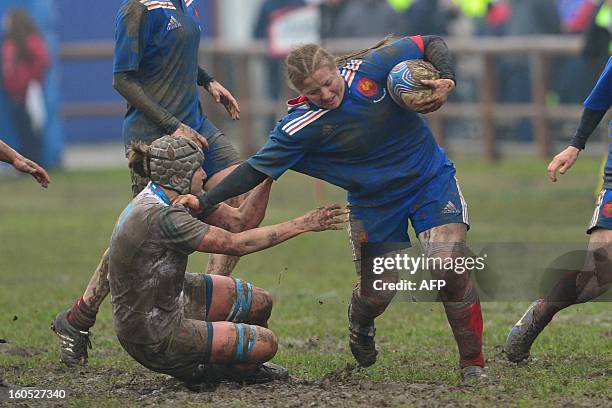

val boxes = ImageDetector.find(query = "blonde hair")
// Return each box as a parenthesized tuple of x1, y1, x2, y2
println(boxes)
(127, 141, 151, 178)
(285, 44, 337, 92)
(285, 35, 398, 92)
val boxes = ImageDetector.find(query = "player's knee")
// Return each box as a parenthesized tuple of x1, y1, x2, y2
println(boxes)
(257, 327, 278, 362)
(250, 287, 273, 323)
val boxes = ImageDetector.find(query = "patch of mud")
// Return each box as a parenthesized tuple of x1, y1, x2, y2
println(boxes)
(2, 363, 611, 407)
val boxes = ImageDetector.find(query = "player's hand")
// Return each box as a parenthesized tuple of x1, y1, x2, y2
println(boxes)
(171, 123, 208, 150)
(547, 146, 580, 182)
(299, 204, 349, 232)
(207, 81, 240, 120)
(412, 78, 455, 114)
(12, 155, 50, 188)
(173, 194, 201, 212)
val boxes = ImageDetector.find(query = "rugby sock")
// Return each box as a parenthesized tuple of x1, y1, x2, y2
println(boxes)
(67, 296, 97, 331)
(537, 270, 581, 323)
(443, 285, 485, 368)
(348, 282, 394, 326)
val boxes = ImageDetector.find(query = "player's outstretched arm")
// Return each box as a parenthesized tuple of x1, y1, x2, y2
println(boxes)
(0, 139, 50, 187)
(174, 178, 273, 232)
(195, 204, 349, 257)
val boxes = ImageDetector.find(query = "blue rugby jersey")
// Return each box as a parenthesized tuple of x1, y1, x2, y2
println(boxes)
(114, 0, 204, 146)
(584, 57, 612, 189)
(248, 36, 452, 207)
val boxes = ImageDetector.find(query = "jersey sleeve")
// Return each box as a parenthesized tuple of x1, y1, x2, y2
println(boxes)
(368, 35, 425, 73)
(155, 206, 210, 255)
(584, 58, 612, 112)
(113, 2, 153, 73)
(247, 123, 309, 180)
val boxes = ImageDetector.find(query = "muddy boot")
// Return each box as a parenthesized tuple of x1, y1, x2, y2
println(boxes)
(461, 366, 487, 382)
(242, 362, 289, 384)
(349, 320, 377, 368)
(505, 300, 548, 363)
(51, 310, 92, 366)
(191, 362, 288, 386)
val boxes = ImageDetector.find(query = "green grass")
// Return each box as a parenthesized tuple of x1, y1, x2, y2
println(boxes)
(0, 156, 610, 406)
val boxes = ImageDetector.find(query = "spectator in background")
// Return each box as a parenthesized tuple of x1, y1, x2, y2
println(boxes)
(1, 8, 49, 166)
(253, 0, 306, 129)
(583, 0, 611, 72)
(330, 0, 405, 38)
(401, 0, 457, 36)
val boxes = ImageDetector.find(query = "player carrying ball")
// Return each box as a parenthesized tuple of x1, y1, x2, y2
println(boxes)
(506, 57, 612, 363)
(196, 35, 486, 381)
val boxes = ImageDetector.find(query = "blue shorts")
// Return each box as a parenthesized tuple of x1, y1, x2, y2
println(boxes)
(587, 189, 612, 234)
(347, 165, 469, 261)
(197, 118, 242, 178)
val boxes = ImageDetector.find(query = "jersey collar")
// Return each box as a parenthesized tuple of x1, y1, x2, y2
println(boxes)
(149, 182, 173, 206)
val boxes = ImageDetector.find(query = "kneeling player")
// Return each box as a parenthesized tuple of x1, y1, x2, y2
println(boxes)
(108, 136, 347, 384)
(506, 57, 612, 362)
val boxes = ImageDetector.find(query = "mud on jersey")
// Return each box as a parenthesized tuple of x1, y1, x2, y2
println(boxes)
(114, 0, 204, 146)
(108, 182, 209, 344)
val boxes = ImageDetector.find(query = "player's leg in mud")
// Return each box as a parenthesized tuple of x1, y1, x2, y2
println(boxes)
(419, 223, 486, 381)
(163, 273, 285, 384)
(201, 124, 253, 277)
(346, 217, 400, 368)
(506, 228, 612, 363)
(182, 273, 273, 327)
(51, 170, 149, 366)
(118, 318, 284, 387)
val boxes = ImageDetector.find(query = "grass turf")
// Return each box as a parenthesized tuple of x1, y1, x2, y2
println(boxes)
(0, 156, 610, 406)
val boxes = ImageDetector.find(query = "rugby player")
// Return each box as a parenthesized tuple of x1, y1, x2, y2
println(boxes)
(506, 57, 612, 363)
(195, 35, 487, 380)
(52, 0, 252, 366)
(108, 135, 346, 385)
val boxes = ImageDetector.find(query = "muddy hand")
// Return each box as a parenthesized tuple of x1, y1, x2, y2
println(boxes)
(173, 194, 201, 212)
(301, 204, 349, 232)
(412, 78, 454, 114)
(13, 155, 51, 188)
(171, 124, 209, 150)
(208, 81, 240, 120)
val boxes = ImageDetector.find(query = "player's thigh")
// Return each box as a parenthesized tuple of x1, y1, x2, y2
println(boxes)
(199, 119, 241, 187)
(209, 321, 278, 365)
(411, 170, 469, 243)
(347, 202, 410, 275)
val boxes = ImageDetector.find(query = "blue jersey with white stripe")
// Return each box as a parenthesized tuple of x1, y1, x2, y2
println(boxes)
(248, 36, 452, 207)
(114, 0, 203, 146)
(584, 57, 612, 189)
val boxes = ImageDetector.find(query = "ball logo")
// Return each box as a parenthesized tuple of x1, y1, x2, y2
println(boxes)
(603, 202, 612, 218)
(357, 78, 378, 97)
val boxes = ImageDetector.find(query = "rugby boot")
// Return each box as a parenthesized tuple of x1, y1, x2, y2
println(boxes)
(51, 310, 92, 366)
(505, 299, 547, 363)
(242, 362, 289, 384)
(192, 362, 288, 386)
(460, 365, 487, 382)
(349, 321, 377, 367)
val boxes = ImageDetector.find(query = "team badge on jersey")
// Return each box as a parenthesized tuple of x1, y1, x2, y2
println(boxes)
(603, 202, 612, 218)
(357, 78, 378, 97)
(167, 16, 182, 31)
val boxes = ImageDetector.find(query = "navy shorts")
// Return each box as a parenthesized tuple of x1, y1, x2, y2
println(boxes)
(348, 165, 469, 262)
(197, 118, 242, 178)
(587, 189, 612, 234)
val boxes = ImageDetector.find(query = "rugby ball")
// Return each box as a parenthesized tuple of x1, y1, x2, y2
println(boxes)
(387, 60, 440, 111)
